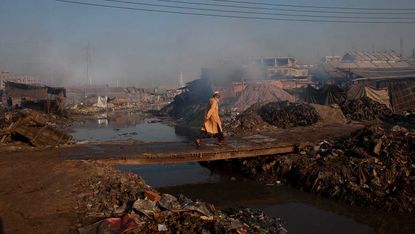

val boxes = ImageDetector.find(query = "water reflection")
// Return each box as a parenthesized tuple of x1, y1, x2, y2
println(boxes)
(71, 112, 187, 142)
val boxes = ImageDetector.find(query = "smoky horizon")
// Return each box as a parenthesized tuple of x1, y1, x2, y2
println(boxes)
(1, 0, 415, 87)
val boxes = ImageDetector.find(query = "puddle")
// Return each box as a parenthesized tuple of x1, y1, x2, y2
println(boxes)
(70, 113, 187, 142)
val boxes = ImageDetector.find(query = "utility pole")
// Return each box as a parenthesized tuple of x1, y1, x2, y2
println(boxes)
(178, 72, 184, 88)
(86, 42, 92, 86)
(83, 42, 92, 100)
(399, 34, 404, 57)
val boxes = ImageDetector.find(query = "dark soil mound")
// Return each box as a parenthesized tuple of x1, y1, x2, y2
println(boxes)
(340, 97, 392, 121)
(259, 102, 319, 128)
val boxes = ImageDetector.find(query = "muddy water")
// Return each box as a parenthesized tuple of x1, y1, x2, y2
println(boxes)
(74, 114, 415, 233)
(70, 113, 187, 142)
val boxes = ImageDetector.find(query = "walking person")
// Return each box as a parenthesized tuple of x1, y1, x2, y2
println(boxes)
(194, 91, 225, 148)
(6, 97, 13, 112)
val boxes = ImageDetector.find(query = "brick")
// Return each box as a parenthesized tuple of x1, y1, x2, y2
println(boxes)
(144, 190, 161, 202)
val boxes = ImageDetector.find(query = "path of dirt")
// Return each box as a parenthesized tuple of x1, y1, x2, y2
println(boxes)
(0, 151, 100, 234)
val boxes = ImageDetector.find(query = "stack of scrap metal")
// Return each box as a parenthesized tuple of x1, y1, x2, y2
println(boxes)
(0, 109, 72, 147)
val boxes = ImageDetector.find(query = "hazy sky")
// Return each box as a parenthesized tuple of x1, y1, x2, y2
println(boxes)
(1, 0, 415, 87)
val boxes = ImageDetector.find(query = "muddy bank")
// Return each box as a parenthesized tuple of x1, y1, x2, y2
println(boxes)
(206, 124, 415, 213)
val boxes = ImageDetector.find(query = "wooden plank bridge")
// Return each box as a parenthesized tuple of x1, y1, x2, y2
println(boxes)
(60, 134, 295, 165)
(53, 123, 364, 165)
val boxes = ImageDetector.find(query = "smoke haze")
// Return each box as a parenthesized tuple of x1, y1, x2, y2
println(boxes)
(1, 0, 415, 86)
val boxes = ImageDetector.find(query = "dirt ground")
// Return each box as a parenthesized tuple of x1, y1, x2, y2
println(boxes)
(0, 151, 99, 234)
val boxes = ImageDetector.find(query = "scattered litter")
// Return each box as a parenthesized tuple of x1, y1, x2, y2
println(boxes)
(157, 224, 168, 231)
(133, 199, 160, 218)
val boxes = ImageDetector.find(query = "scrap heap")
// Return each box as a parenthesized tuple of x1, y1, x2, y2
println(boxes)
(160, 79, 212, 126)
(259, 102, 319, 128)
(0, 109, 72, 148)
(341, 97, 393, 121)
(76, 163, 287, 234)
(227, 103, 269, 133)
(227, 125, 415, 213)
(228, 101, 319, 134)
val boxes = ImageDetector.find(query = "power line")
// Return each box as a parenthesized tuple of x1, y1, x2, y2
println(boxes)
(98, 0, 415, 20)
(213, 0, 415, 11)
(157, 0, 415, 15)
(55, 0, 415, 24)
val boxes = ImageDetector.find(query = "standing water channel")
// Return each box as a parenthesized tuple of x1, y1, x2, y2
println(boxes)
(71, 113, 415, 234)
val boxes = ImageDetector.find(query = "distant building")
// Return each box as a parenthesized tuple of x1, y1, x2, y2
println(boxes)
(341, 50, 402, 64)
(314, 50, 415, 112)
(0, 70, 40, 89)
(321, 56, 342, 63)
(256, 57, 311, 79)
(314, 50, 415, 83)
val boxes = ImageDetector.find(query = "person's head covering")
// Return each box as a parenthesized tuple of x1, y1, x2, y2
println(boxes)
(213, 91, 220, 97)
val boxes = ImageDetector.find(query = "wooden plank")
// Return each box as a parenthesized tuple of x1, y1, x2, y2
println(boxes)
(98, 144, 295, 165)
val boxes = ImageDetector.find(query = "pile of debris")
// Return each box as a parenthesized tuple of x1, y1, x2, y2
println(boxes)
(76, 163, 287, 234)
(232, 82, 295, 112)
(222, 125, 415, 213)
(385, 111, 415, 129)
(0, 109, 72, 148)
(259, 102, 319, 128)
(227, 101, 320, 134)
(160, 78, 213, 127)
(226, 208, 287, 234)
(70, 103, 145, 116)
(225, 103, 272, 134)
(340, 97, 392, 121)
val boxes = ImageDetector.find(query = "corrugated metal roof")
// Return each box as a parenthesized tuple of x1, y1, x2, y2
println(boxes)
(342, 51, 401, 62)
(347, 68, 415, 81)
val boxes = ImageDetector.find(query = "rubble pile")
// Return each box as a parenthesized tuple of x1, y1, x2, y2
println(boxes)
(76, 163, 286, 234)
(0, 109, 72, 147)
(160, 78, 212, 126)
(227, 101, 320, 134)
(340, 97, 392, 121)
(259, 102, 319, 128)
(224, 125, 415, 213)
(225, 103, 272, 134)
(70, 103, 144, 116)
(226, 208, 287, 234)
(385, 111, 415, 129)
(233, 83, 295, 112)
